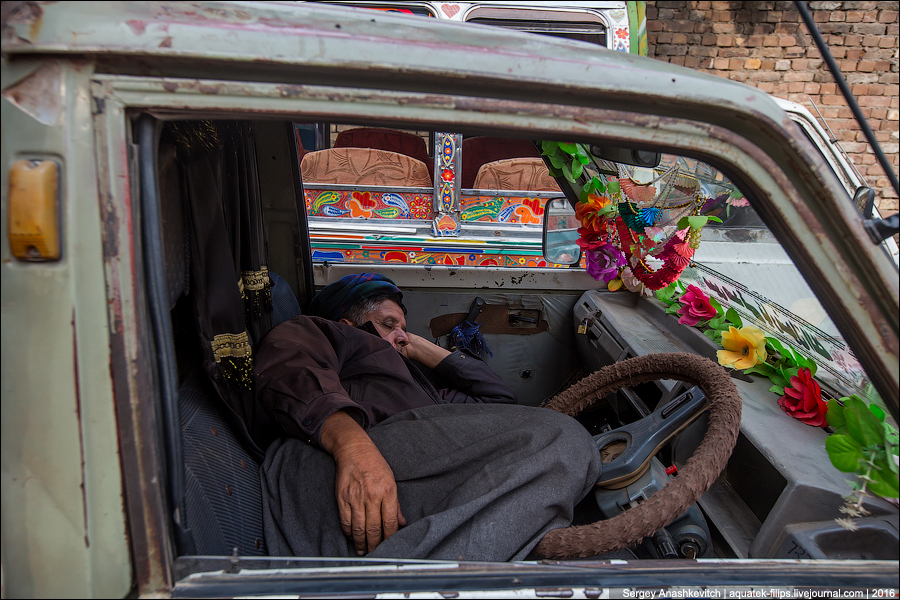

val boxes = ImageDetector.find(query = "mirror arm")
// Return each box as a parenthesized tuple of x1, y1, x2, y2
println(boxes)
(864, 213, 900, 244)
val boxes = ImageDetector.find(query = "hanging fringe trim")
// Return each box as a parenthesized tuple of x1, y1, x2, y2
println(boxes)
(449, 320, 493, 358)
(211, 332, 253, 391)
(240, 266, 274, 321)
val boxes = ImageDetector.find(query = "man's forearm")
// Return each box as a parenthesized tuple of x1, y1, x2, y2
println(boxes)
(403, 332, 451, 369)
(321, 409, 372, 456)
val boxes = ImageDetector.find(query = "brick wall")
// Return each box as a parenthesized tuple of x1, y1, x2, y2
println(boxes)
(647, 1, 899, 216)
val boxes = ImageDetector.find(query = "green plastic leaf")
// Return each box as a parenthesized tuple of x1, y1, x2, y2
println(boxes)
(606, 180, 621, 194)
(571, 160, 583, 180)
(657, 282, 678, 304)
(744, 362, 775, 377)
(724, 308, 743, 328)
(591, 176, 606, 194)
(706, 216, 723, 223)
(703, 329, 719, 341)
(709, 297, 723, 314)
(826, 398, 848, 432)
(730, 188, 744, 199)
(687, 215, 709, 229)
(541, 141, 559, 155)
(665, 303, 681, 315)
(547, 165, 563, 178)
(548, 153, 566, 169)
(777, 367, 799, 384)
(575, 144, 591, 164)
(824, 434, 864, 473)
(708, 316, 728, 331)
(677, 216, 690, 230)
(767, 337, 788, 356)
(869, 404, 886, 422)
(562, 162, 576, 183)
(768, 374, 788, 389)
(867, 454, 900, 498)
(769, 385, 785, 396)
(844, 400, 887, 448)
(558, 142, 578, 154)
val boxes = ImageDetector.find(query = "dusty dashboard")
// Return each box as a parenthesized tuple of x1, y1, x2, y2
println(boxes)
(573, 289, 899, 561)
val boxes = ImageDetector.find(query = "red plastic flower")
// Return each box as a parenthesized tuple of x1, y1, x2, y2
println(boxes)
(576, 228, 607, 251)
(778, 368, 827, 427)
(676, 285, 718, 326)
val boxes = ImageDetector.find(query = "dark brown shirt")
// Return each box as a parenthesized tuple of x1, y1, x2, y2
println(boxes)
(254, 315, 517, 448)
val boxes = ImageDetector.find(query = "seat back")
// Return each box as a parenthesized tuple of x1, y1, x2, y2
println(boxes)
(473, 157, 561, 192)
(461, 137, 541, 189)
(334, 127, 430, 164)
(180, 272, 301, 556)
(301, 147, 432, 187)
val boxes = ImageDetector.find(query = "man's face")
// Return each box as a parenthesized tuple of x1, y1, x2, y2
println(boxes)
(347, 299, 410, 352)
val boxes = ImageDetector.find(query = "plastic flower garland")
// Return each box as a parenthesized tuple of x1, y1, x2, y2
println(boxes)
(656, 281, 899, 524)
(540, 141, 721, 291)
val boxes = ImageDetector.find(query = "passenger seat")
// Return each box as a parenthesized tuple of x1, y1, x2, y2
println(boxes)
(179, 272, 301, 556)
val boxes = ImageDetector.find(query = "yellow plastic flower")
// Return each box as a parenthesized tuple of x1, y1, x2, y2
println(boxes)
(717, 325, 767, 370)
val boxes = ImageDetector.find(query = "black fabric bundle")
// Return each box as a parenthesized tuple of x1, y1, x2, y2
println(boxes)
(170, 120, 274, 461)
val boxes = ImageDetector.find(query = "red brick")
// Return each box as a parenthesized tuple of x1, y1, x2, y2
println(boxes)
(779, 35, 797, 46)
(878, 36, 897, 47)
(822, 94, 846, 105)
(858, 60, 877, 72)
(763, 34, 780, 46)
(702, 33, 717, 45)
(878, 10, 899, 23)
(862, 34, 882, 45)
(729, 58, 744, 69)
(862, 95, 893, 107)
(830, 12, 846, 21)
(840, 60, 859, 71)
(717, 34, 734, 46)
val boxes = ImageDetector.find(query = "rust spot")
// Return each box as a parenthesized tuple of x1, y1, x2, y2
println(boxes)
(210, 426, 218, 436)
(241, 459, 247, 469)
(126, 20, 147, 35)
(255, 538, 261, 549)
(159, 36, 172, 48)
(225, 484, 232, 496)
(163, 82, 178, 93)
(198, 84, 221, 95)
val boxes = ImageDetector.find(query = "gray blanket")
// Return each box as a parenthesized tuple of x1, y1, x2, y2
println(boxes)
(260, 403, 601, 561)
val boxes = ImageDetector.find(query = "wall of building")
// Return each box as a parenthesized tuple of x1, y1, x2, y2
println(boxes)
(646, 1, 899, 216)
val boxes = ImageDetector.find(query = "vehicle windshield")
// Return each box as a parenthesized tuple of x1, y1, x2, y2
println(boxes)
(558, 146, 891, 419)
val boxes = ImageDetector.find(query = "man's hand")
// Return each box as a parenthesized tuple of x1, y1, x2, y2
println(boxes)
(321, 410, 406, 555)
(400, 332, 451, 369)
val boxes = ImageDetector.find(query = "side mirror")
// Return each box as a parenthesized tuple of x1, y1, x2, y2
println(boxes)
(542, 198, 582, 265)
(853, 185, 875, 218)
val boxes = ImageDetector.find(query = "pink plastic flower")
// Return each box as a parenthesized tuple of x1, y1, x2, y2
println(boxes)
(676, 285, 718, 326)
(586, 245, 626, 283)
(778, 368, 827, 427)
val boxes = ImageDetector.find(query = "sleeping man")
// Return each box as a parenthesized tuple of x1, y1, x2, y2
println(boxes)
(254, 273, 601, 560)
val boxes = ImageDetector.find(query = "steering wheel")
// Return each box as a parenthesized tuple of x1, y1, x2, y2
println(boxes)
(532, 352, 742, 559)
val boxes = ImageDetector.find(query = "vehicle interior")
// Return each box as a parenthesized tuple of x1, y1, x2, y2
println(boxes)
(137, 109, 898, 582)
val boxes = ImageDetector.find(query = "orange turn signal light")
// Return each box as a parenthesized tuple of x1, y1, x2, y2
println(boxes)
(8, 159, 60, 261)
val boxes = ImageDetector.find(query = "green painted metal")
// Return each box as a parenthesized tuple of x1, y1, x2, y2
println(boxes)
(628, 1, 648, 56)
(1, 60, 132, 598)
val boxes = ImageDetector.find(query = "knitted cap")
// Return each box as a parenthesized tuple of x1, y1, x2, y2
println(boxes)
(306, 273, 404, 321)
